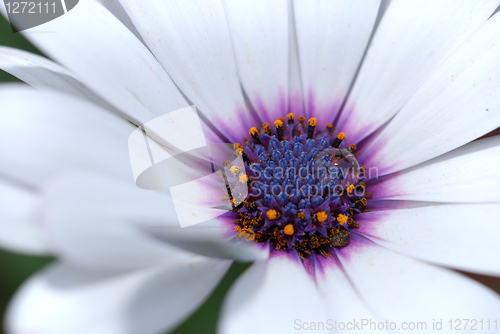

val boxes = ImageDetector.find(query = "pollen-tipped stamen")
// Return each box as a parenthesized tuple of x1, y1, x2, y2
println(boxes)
(298, 116, 306, 127)
(326, 123, 334, 136)
(274, 119, 284, 141)
(249, 127, 262, 145)
(263, 122, 272, 136)
(331, 132, 346, 148)
(307, 118, 317, 139)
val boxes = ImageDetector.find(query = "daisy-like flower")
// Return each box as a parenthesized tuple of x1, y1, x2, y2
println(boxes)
(1, 0, 500, 333)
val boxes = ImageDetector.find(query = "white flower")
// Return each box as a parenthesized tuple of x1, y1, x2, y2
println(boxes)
(1, 1, 500, 334)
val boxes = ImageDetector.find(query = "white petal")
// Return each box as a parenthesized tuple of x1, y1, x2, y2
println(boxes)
(44, 173, 201, 270)
(294, 0, 380, 126)
(316, 255, 384, 328)
(338, 0, 499, 143)
(118, 0, 253, 143)
(336, 234, 500, 324)
(360, 12, 500, 175)
(0, 46, 116, 112)
(288, 0, 305, 116)
(6, 258, 231, 334)
(370, 136, 500, 202)
(94, 0, 144, 42)
(0, 86, 134, 187)
(45, 173, 266, 268)
(19, 0, 190, 125)
(219, 253, 329, 334)
(357, 203, 500, 276)
(0, 181, 50, 255)
(222, 0, 289, 123)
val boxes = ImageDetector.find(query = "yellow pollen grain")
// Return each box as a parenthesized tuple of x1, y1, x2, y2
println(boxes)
(239, 174, 248, 183)
(337, 214, 349, 225)
(229, 166, 239, 175)
(337, 132, 346, 140)
(298, 116, 306, 122)
(284, 224, 295, 236)
(263, 122, 270, 129)
(237, 228, 255, 241)
(346, 184, 355, 193)
(326, 123, 333, 128)
(274, 119, 284, 128)
(267, 209, 278, 220)
(308, 118, 317, 126)
(233, 143, 240, 150)
(296, 212, 305, 220)
(249, 127, 258, 136)
(287, 113, 295, 121)
(316, 211, 328, 223)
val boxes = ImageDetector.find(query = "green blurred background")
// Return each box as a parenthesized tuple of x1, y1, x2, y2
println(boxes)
(1, 13, 499, 334)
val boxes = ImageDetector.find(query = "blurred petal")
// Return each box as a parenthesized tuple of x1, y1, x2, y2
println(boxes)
(0, 181, 50, 255)
(360, 13, 500, 175)
(287, 0, 305, 116)
(339, 0, 499, 143)
(316, 254, 383, 329)
(219, 252, 328, 334)
(18, 0, 190, 125)
(370, 136, 500, 202)
(357, 203, 500, 276)
(118, 0, 253, 143)
(45, 173, 267, 267)
(0, 46, 116, 112)
(337, 234, 500, 323)
(94, 0, 144, 42)
(294, 0, 380, 125)
(6, 258, 231, 334)
(222, 0, 289, 123)
(0, 86, 134, 187)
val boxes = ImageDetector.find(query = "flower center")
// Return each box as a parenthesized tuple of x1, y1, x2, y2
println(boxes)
(229, 113, 369, 258)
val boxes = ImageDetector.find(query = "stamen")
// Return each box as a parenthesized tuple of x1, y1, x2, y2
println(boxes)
(274, 119, 284, 141)
(284, 224, 295, 236)
(287, 113, 295, 125)
(307, 118, 317, 139)
(316, 211, 328, 223)
(298, 116, 306, 127)
(263, 122, 272, 135)
(267, 209, 278, 220)
(326, 123, 334, 136)
(249, 127, 262, 145)
(337, 214, 349, 226)
(331, 132, 346, 148)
